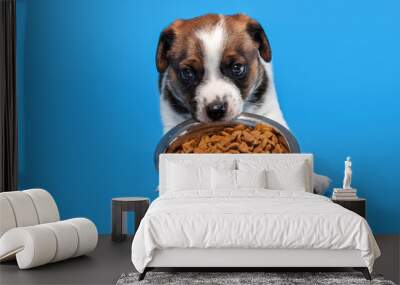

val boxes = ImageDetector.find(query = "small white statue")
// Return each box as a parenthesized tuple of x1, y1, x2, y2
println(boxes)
(342, 156, 352, 189)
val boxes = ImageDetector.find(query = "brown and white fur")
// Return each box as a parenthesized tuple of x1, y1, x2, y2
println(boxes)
(156, 14, 330, 194)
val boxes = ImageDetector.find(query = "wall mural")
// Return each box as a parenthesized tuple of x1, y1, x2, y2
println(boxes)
(17, 0, 400, 234)
(154, 14, 330, 194)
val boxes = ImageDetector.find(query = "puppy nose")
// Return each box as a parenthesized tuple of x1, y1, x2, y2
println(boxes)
(206, 101, 227, 121)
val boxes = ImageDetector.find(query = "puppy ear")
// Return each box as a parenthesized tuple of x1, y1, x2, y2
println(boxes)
(246, 20, 271, 62)
(156, 28, 175, 73)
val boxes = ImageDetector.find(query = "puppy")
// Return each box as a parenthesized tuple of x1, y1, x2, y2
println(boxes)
(156, 14, 330, 194)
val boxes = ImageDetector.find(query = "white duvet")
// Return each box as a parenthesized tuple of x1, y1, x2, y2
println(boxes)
(131, 190, 380, 273)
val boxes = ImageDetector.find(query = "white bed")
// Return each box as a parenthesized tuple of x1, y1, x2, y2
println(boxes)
(131, 154, 380, 280)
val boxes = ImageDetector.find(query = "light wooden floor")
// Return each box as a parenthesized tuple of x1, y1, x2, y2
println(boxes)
(0, 235, 399, 285)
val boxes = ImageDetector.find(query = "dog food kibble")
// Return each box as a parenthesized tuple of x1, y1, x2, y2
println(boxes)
(172, 124, 289, 154)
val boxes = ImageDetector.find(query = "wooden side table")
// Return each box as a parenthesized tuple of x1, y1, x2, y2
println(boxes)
(332, 198, 366, 218)
(112, 197, 150, 242)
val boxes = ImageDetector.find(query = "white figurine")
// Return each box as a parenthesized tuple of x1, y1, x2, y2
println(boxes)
(342, 156, 352, 189)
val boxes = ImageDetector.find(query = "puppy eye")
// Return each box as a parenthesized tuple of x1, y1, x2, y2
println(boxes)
(231, 63, 247, 78)
(180, 68, 196, 82)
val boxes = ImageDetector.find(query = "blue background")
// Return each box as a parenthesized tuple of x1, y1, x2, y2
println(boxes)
(16, 0, 400, 234)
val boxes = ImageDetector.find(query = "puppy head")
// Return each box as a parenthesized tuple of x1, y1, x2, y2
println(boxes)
(157, 14, 271, 122)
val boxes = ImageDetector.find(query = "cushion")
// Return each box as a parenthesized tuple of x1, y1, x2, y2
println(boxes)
(0, 218, 97, 269)
(159, 155, 237, 194)
(65, 218, 98, 257)
(0, 189, 60, 238)
(24, 189, 60, 224)
(166, 162, 212, 191)
(0, 191, 39, 227)
(265, 162, 308, 191)
(42, 222, 78, 262)
(237, 157, 311, 192)
(0, 196, 17, 237)
(211, 169, 268, 190)
(237, 169, 268, 189)
(211, 168, 236, 190)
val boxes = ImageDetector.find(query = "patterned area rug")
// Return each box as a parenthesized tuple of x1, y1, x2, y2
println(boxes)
(117, 272, 396, 285)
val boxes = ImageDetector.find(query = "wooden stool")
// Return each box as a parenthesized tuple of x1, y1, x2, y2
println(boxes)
(111, 197, 150, 242)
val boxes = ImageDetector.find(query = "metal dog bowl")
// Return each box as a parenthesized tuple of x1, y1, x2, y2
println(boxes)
(154, 112, 300, 170)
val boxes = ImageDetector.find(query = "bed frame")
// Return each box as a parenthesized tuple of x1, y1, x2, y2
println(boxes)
(139, 154, 372, 281)
(139, 248, 371, 280)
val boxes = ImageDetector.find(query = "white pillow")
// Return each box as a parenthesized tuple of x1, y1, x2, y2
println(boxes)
(237, 169, 268, 189)
(161, 158, 237, 194)
(211, 169, 236, 190)
(212, 169, 268, 190)
(167, 162, 211, 191)
(237, 157, 311, 192)
(266, 162, 307, 191)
